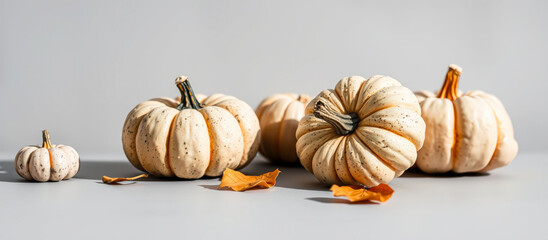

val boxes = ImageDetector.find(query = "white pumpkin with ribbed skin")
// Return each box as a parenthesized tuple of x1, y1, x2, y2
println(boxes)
(122, 76, 260, 178)
(15, 130, 80, 182)
(255, 93, 310, 164)
(296, 75, 425, 187)
(414, 65, 518, 174)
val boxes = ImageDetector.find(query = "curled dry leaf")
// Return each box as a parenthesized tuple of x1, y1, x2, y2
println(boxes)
(330, 184, 394, 202)
(102, 174, 148, 184)
(218, 168, 281, 191)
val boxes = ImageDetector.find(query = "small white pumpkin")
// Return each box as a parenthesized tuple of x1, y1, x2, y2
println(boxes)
(122, 76, 261, 178)
(15, 130, 80, 182)
(255, 93, 310, 164)
(414, 65, 518, 173)
(296, 76, 425, 187)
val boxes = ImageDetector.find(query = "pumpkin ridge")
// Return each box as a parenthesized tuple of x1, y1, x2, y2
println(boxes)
(450, 100, 458, 170)
(46, 148, 54, 180)
(122, 102, 164, 172)
(331, 136, 346, 184)
(135, 108, 154, 173)
(148, 97, 178, 108)
(322, 89, 346, 114)
(335, 136, 356, 185)
(311, 137, 343, 184)
(259, 97, 292, 160)
(332, 85, 350, 114)
(356, 77, 399, 113)
(295, 114, 325, 139)
(165, 111, 180, 176)
(15, 146, 37, 180)
(353, 129, 397, 173)
(344, 135, 377, 186)
(360, 105, 396, 120)
(416, 98, 455, 173)
(14, 150, 23, 177)
(359, 107, 417, 146)
(297, 128, 336, 173)
(275, 100, 293, 161)
(136, 106, 180, 177)
(214, 98, 252, 168)
(350, 79, 368, 113)
(474, 96, 502, 169)
(358, 85, 419, 119)
(198, 107, 215, 176)
(58, 147, 73, 179)
(200, 106, 244, 176)
(453, 96, 498, 172)
(255, 94, 284, 119)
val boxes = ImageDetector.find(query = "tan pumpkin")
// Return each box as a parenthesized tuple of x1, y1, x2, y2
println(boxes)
(414, 64, 518, 173)
(122, 76, 260, 178)
(15, 130, 80, 182)
(296, 76, 425, 187)
(255, 93, 310, 164)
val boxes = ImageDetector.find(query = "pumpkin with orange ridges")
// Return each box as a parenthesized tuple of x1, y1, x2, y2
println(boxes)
(255, 93, 310, 164)
(414, 65, 518, 174)
(122, 76, 260, 178)
(15, 130, 80, 182)
(296, 76, 425, 187)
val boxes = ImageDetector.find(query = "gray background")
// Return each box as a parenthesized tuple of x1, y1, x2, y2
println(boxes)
(1, 0, 547, 158)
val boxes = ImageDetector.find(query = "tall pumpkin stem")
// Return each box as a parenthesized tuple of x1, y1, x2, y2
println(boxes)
(437, 64, 462, 101)
(175, 76, 202, 110)
(42, 130, 52, 149)
(313, 100, 359, 135)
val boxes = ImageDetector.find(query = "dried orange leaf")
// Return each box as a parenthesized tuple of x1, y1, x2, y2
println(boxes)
(330, 183, 394, 202)
(102, 174, 148, 184)
(218, 168, 281, 191)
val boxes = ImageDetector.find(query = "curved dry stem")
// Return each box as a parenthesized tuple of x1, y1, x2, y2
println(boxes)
(313, 100, 359, 135)
(437, 64, 462, 101)
(42, 130, 52, 149)
(176, 77, 202, 110)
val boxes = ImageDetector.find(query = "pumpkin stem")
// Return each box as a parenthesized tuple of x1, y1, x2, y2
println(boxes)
(313, 100, 359, 135)
(42, 130, 52, 149)
(437, 64, 462, 101)
(175, 76, 202, 110)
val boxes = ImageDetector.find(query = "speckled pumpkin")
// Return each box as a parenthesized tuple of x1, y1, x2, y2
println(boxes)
(296, 76, 425, 187)
(15, 130, 80, 182)
(122, 76, 260, 178)
(414, 64, 518, 174)
(255, 93, 310, 164)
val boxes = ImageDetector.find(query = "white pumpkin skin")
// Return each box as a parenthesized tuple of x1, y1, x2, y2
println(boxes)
(296, 76, 425, 187)
(122, 77, 260, 178)
(14, 130, 80, 182)
(415, 65, 518, 173)
(255, 93, 310, 164)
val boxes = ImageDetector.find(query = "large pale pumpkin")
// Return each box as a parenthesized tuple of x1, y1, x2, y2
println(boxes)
(414, 65, 518, 173)
(122, 76, 260, 178)
(255, 93, 310, 164)
(296, 76, 425, 187)
(15, 130, 80, 182)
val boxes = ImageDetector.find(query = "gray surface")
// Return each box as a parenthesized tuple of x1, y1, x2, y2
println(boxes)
(0, 152, 546, 239)
(1, 0, 548, 158)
